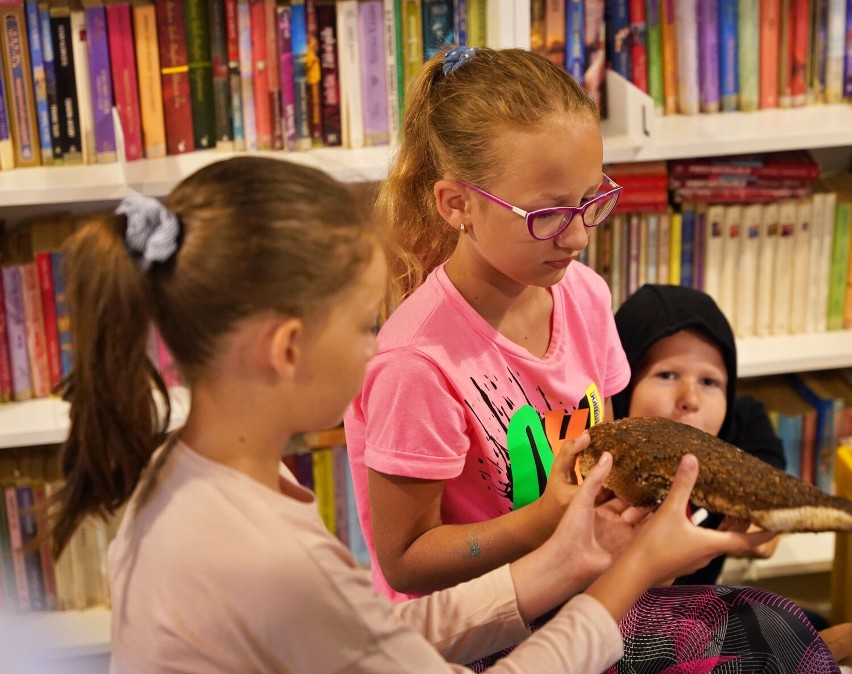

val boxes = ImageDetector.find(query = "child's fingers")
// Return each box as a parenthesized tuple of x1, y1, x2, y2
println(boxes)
(554, 432, 590, 484)
(572, 451, 611, 507)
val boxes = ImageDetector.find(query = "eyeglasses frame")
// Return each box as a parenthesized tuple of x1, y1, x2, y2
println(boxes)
(457, 174, 623, 241)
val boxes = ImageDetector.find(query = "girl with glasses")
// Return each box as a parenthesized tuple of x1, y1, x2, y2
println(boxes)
(345, 47, 842, 671)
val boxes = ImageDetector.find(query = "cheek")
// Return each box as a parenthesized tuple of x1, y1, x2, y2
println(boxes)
(628, 380, 669, 418)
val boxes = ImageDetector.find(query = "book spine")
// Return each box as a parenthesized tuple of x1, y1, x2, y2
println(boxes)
(674, 0, 698, 115)
(264, 0, 283, 150)
(70, 6, 95, 163)
(16, 485, 46, 610)
(382, 0, 399, 139)
(531, 0, 545, 55)
(719, 204, 741, 323)
(789, 198, 812, 334)
(545, 0, 565, 69)
(0, 269, 12, 400)
(805, 193, 826, 333)
(737, 0, 758, 111)
(105, 1, 143, 160)
(317, 1, 340, 146)
(0, 50, 13, 170)
(154, 0, 195, 154)
(34, 251, 60, 388)
(131, 0, 167, 158)
(679, 206, 695, 288)
(778, 0, 793, 106)
(565, 0, 585, 84)
(401, 0, 422, 91)
(277, 3, 296, 151)
(50, 6, 83, 163)
(85, 3, 117, 163)
(453, 0, 466, 45)
(183, 0, 216, 149)
(223, 0, 244, 149)
(50, 249, 72, 378)
(645, 0, 663, 111)
(789, 0, 810, 106)
(845, 0, 852, 97)
(4, 485, 29, 609)
(827, 201, 851, 330)
(825, 0, 846, 101)
(19, 262, 50, 397)
(236, 0, 256, 151)
(736, 203, 762, 337)
(1, 2, 42, 166)
(358, 0, 388, 147)
(466, 0, 485, 47)
(605, 0, 631, 79)
(422, 0, 453, 60)
(208, 0, 233, 150)
(2, 266, 32, 400)
(759, 0, 780, 108)
(248, 0, 271, 149)
(38, 1, 62, 162)
(718, 0, 739, 111)
(628, 0, 647, 92)
(304, 0, 322, 147)
(659, 0, 677, 114)
(809, 0, 828, 104)
(32, 483, 57, 609)
(289, 0, 311, 150)
(25, 0, 54, 163)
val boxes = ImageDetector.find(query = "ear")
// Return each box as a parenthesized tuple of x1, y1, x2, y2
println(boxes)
(434, 179, 471, 232)
(269, 317, 305, 380)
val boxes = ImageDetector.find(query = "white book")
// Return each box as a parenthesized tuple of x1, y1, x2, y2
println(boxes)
(337, 0, 364, 149)
(755, 202, 779, 337)
(789, 198, 812, 334)
(382, 0, 400, 140)
(816, 191, 837, 332)
(771, 199, 797, 335)
(805, 193, 826, 332)
(70, 6, 95, 164)
(735, 203, 762, 338)
(718, 204, 741, 328)
(703, 204, 726, 304)
(825, 0, 847, 103)
(674, 0, 699, 115)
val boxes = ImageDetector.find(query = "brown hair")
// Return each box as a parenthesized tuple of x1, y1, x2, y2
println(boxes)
(51, 157, 376, 557)
(378, 47, 599, 308)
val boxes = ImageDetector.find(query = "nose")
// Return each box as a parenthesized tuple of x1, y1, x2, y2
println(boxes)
(553, 214, 589, 251)
(677, 381, 700, 411)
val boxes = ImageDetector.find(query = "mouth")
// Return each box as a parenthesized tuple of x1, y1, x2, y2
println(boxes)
(545, 257, 575, 270)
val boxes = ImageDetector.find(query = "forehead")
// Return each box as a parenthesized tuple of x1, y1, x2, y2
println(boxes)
(645, 330, 726, 368)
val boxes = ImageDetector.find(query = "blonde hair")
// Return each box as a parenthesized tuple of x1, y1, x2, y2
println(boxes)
(52, 157, 375, 557)
(378, 47, 599, 307)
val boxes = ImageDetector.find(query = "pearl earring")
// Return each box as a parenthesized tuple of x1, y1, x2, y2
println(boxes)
(460, 223, 467, 233)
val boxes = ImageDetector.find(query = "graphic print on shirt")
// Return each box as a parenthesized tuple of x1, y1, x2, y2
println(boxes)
(467, 371, 602, 511)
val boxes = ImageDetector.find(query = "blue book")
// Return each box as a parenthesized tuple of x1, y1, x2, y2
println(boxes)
(422, 0, 454, 60)
(605, 0, 631, 78)
(679, 206, 696, 288)
(565, 0, 585, 83)
(38, 2, 62, 162)
(16, 485, 46, 611)
(776, 413, 803, 480)
(50, 250, 73, 379)
(789, 373, 839, 495)
(289, 0, 312, 150)
(24, 0, 53, 163)
(718, 0, 738, 111)
(453, 0, 467, 47)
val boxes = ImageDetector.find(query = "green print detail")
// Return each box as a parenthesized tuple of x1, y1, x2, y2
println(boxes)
(506, 404, 554, 510)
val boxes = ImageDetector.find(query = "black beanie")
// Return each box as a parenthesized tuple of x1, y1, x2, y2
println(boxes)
(611, 284, 738, 441)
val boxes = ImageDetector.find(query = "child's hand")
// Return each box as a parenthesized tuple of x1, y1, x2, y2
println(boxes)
(535, 433, 588, 531)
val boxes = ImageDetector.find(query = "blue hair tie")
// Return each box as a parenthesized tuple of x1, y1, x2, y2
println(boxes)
(117, 194, 182, 271)
(442, 46, 479, 76)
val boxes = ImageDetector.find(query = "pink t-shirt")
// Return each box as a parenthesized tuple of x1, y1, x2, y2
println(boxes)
(345, 262, 630, 602)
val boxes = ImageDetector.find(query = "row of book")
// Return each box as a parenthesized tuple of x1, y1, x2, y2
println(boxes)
(0, 0, 485, 171)
(740, 369, 852, 496)
(534, 0, 852, 117)
(582, 168, 852, 338)
(0, 211, 180, 403)
(0, 444, 111, 613)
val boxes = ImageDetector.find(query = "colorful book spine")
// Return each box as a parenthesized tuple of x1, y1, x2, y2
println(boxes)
(38, 1, 62, 162)
(628, 0, 647, 92)
(0, 54, 13, 170)
(20, 262, 50, 397)
(605, 0, 631, 79)
(317, 1, 341, 146)
(16, 484, 46, 610)
(827, 200, 851, 330)
(25, 0, 53, 164)
(790, 0, 810, 106)
(466, 0, 486, 47)
(304, 0, 322, 147)
(674, 0, 698, 114)
(545, 0, 565, 68)
(645, 0, 664, 111)
(679, 206, 695, 288)
(105, 0, 143, 160)
(1, 0, 42, 166)
(845, 0, 852, 97)
(659, 0, 678, 114)
(4, 485, 29, 609)
(400, 0, 422, 92)
(209, 0, 233, 150)
(183, 0, 216, 150)
(264, 0, 283, 151)
(422, 0, 453, 60)
(34, 251, 60, 389)
(154, 0, 195, 154)
(453, 0, 466, 45)
(335, 0, 362, 149)
(718, 0, 738, 111)
(778, 0, 793, 106)
(84, 1, 117, 163)
(696, 0, 719, 112)
(0, 269, 12, 400)
(49, 2, 82, 163)
(224, 0, 245, 150)
(70, 4, 96, 163)
(248, 0, 271, 149)
(277, 2, 296, 151)
(825, 0, 846, 102)
(759, 0, 780, 109)
(737, 0, 758, 111)
(810, 0, 828, 104)
(131, 0, 167, 158)
(381, 0, 400, 138)
(289, 0, 311, 150)
(358, 0, 388, 147)
(51, 248, 72, 378)
(530, 0, 546, 55)
(236, 0, 256, 151)
(565, 0, 585, 84)
(1, 266, 32, 400)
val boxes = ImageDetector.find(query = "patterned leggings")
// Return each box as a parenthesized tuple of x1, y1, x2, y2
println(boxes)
(469, 585, 840, 673)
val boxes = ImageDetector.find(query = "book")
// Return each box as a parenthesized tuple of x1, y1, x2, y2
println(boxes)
(382, 0, 400, 138)
(154, 0, 195, 154)
(718, 204, 741, 327)
(1, 265, 32, 400)
(304, 0, 322, 147)
(627, 0, 646, 92)
(400, 0, 422, 95)
(678, 205, 695, 288)
(82, 0, 117, 163)
(605, 0, 631, 80)
(19, 262, 51, 397)
(754, 201, 779, 336)
(668, 210, 681, 284)
(718, 0, 738, 111)
(224, 0, 245, 150)
(264, 0, 283, 150)
(276, 2, 295, 151)
(789, 0, 810, 106)
(824, 175, 852, 331)
(69, 1, 95, 163)
(809, 0, 828, 104)
(236, 0, 256, 151)
(805, 192, 827, 333)
(248, 0, 271, 149)
(0, 268, 12, 401)
(825, 0, 847, 102)
(778, 0, 793, 107)
(37, 0, 63, 162)
(25, 0, 55, 163)
(584, 0, 607, 115)
(759, 0, 780, 109)
(358, 0, 388, 147)
(0, 55, 14, 169)
(15, 483, 47, 609)
(336, 0, 362, 149)
(789, 198, 812, 334)
(466, 0, 486, 47)
(657, 211, 670, 283)
(183, 0, 216, 150)
(289, 0, 311, 150)
(545, 0, 565, 68)
(1, 0, 42, 166)
(4, 484, 30, 609)
(668, 152, 821, 181)
(737, 0, 759, 111)
(105, 0, 143, 160)
(735, 203, 761, 337)
(131, 0, 166, 158)
(673, 0, 698, 114)
(317, 0, 341, 146)
(565, 0, 585, 84)
(209, 0, 233, 151)
(645, 0, 663, 111)
(50, 248, 72, 377)
(790, 372, 841, 494)
(530, 0, 545, 55)
(697, 0, 719, 112)
(422, 0, 453, 60)
(34, 251, 60, 388)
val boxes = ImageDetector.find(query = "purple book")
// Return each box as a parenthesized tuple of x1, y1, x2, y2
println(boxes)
(84, 4, 116, 162)
(845, 0, 852, 96)
(2, 266, 33, 401)
(277, 3, 296, 151)
(357, 0, 388, 146)
(697, 0, 719, 112)
(0, 62, 9, 146)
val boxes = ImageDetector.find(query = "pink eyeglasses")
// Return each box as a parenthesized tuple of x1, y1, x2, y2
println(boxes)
(458, 174, 623, 240)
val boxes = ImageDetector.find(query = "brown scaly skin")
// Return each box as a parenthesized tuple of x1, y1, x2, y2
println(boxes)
(578, 417, 852, 533)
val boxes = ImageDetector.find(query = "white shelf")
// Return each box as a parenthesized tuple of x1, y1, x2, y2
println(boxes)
(720, 531, 835, 584)
(736, 330, 852, 378)
(0, 605, 111, 660)
(0, 387, 190, 450)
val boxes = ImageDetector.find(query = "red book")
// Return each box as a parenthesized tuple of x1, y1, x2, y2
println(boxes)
(668, 152, 820, 181)
(628, 0, 648, 92)
(249, 0, 272, 149)
(154, 0, 195, 154)
(34, 252, 61, 390)
(19, 262, 51, 398)
(106, 1, 143, 160)
(758, 0, 780, 109)
(0, 268, 13, 402)
(789, 0, 810, 106)
(264, 0, 284, 150)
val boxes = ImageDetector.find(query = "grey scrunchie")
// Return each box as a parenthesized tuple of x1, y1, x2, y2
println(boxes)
(116, 194, 181, 271)
(442, 46, 478, 76)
